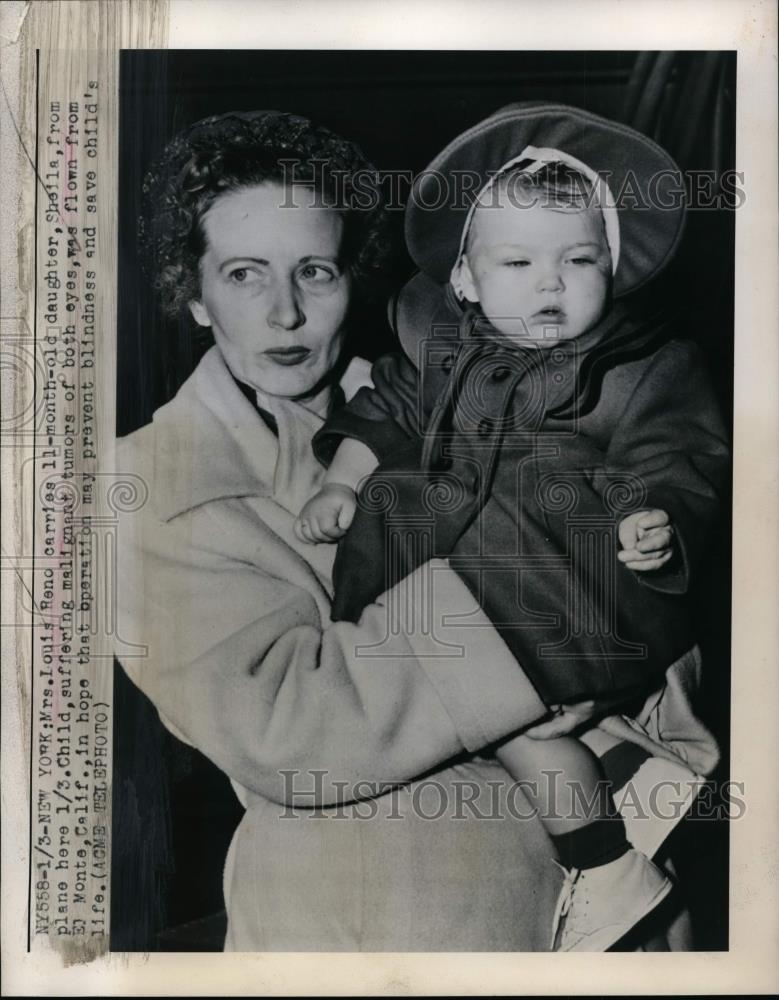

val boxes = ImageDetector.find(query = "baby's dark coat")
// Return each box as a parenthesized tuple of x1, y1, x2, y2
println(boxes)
(314, 301, 729, 704)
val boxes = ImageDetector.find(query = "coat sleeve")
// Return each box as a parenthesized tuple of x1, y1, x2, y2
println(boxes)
(597, 340, 730, 594)
(313, 353, 422, 466)
(116, 496, 546, 808)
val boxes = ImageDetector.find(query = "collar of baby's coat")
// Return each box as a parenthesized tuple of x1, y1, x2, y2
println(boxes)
(150, 345, 372, 522)
(447, 299, 660, 415)
(451, 303, 616, 402)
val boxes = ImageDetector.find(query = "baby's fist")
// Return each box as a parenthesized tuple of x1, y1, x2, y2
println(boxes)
(294, 484, 357, 544)
(617, 508, 675, 572)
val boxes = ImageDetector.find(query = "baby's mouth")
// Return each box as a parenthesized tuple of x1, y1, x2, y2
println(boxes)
(534, 306, 565, 321)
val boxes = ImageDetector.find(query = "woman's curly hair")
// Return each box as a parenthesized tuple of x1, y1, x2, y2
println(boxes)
(140, 111, 392, 317)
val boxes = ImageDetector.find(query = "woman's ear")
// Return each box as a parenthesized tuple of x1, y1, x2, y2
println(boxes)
(457, 256, 480, 304)
(188, 299, 212, 327)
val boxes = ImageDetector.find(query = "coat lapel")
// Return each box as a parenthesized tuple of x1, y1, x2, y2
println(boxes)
(151, 346, 371, 522)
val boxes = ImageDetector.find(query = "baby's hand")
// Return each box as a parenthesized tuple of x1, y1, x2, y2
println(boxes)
(294, 484, 357, 544)
(617, 508, 675, 572)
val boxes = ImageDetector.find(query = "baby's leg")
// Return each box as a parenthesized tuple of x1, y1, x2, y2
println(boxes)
(496, 732, 674, 951)
(495, 732, 629, 869)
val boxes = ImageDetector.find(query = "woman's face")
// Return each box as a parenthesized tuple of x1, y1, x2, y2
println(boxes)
(189, 182, 351, 400)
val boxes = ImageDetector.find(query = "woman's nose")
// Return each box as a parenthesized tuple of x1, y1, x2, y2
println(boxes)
(267, 280, 305, 330)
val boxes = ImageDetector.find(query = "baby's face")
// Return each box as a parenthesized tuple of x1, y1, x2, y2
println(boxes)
(458, 192, 612, 345)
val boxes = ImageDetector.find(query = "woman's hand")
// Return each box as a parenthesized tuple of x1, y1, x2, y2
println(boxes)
(523, 698, 615, 740)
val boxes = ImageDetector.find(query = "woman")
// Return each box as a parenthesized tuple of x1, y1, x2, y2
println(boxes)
(115, 111, 701, 951)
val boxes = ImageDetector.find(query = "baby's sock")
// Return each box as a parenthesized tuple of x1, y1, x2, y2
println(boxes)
(599, 741, 652, 791)
(550, 796, 630, 871)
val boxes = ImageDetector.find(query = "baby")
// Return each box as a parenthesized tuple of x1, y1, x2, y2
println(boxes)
(295, 107, 728, 951)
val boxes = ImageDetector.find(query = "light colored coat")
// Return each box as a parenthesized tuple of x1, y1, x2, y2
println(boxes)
(116, 345, 561, 951)
(116, 345, 715, 950)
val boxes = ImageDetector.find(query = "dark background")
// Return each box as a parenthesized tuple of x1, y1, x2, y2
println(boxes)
(112, 50, 735, 951)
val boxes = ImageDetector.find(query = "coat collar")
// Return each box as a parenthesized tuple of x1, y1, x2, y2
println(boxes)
(151, 346, 371, 522)
(459, 299, 673, 416)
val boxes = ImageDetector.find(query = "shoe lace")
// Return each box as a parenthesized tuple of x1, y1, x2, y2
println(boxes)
(551, 861, 581, 950)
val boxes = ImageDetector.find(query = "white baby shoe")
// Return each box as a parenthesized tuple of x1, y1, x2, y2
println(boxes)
(551, 848, 673, 952)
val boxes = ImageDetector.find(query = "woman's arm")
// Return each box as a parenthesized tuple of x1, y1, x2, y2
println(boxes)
(117, 494, 546, 808)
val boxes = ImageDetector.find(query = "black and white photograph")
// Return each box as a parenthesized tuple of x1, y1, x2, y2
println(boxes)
(112, 48, 735, 953)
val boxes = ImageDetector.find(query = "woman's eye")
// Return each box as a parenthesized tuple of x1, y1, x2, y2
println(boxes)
(228, 267, 255, 284)
(299, 264, 336, 283)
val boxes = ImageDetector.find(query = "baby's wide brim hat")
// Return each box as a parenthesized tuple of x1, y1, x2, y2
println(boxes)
(406, 102, 687, 299)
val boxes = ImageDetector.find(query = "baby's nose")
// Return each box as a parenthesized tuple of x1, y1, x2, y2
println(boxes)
(536, 268, 565, 292)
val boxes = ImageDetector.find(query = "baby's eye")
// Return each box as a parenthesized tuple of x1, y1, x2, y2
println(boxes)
(504, 259, 531, 268)
(568, 256, 595, 265)
(299, 263, 337, 283)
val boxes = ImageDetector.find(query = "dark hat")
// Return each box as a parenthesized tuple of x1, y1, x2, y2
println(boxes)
(406, 102, 686, 297)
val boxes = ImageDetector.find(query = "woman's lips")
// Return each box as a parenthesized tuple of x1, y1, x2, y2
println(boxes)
(263, 347, 312, 366)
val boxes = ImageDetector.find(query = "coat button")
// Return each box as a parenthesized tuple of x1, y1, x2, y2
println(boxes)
(477, 417, 494, 437)
(491, 366, 511, 382)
